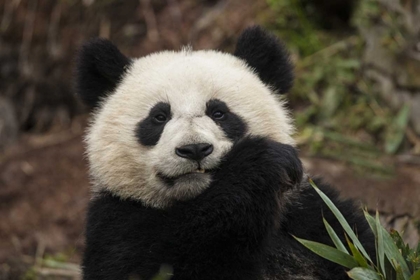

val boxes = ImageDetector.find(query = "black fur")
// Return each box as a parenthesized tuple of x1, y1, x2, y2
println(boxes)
(263, 180, 376, 279)
(234, 26, 294, 94)
(136, 102, 172, 146)
(205, 99, 247, 142)
(82, 137, 374, 280)
(76, 38, 131, 108)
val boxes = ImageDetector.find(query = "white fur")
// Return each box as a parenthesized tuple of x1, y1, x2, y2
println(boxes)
(86, 49, 295, 208)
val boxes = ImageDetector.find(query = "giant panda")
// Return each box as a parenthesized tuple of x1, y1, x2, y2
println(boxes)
(76, 26, 375, 280)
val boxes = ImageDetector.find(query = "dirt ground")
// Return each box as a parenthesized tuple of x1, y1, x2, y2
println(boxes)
(1, 117, 419, 279)
(0, 119, 89, 279)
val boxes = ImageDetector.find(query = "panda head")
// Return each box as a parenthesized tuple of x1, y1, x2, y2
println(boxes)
(76, 26, 295, 208)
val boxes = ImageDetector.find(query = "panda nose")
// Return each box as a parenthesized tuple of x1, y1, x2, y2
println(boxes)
(175, 143, 213, 161)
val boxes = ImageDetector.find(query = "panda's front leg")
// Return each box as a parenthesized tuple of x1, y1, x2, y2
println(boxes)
(167, 136, 303, 280)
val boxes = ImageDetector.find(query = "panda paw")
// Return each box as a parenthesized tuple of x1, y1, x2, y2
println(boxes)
(216, 136, 303, 189)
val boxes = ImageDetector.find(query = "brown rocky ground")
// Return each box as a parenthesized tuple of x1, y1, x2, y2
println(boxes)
(0, 119, 88, 279)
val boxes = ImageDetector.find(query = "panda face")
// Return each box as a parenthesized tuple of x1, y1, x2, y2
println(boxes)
(78, 27, 295, 208)
(138, 98, 246, 183)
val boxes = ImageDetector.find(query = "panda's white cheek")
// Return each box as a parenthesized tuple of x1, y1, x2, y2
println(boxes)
(149, 144, 180, 174)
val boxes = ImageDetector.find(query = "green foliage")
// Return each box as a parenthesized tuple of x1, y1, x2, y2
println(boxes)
(309, 179, 372, 262)
(294, 179, 420, 280)
(294, 236, 359, 268)
(151, 265, 173, 280)
(22, 268, 37, 280)
(21, 251, 81, 280)
(385, 106, 410, 154)
(266, 0, 335, 56)
(265, 0, 412, 171)
(353, 0, 410, 51)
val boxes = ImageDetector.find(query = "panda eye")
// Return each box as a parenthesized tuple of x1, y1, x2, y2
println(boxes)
(212, 111, 225, 120)
(153, 114, 167, 123)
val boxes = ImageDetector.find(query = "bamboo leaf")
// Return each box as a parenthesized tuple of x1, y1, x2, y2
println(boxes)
(385, 257, 397, 280)
(381, 227, 411, 279)
(347, 267, 382, 280)
(345, 235, 369, 268)
(366, 210, 411, 279)
(410, 269, 420, 280)
(323, 217, 349, 254)
(385, 105, 410, 154)
(336, 59, 361, 69)
(376, 211, 386, 277)
(364, 211, 380, 269)
(309, 179, 372, 262)
(150, 265, 173, 280)
(293, 236, 358, 269)
(320, 86, 340, 119)
(363, 211, 378, 236)
(393, 260, 406, 280)
(390, 230, 409, 256)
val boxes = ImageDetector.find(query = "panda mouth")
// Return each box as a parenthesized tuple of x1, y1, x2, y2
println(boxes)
(158, 168, 211, 186)
(193, 168, 206, 174)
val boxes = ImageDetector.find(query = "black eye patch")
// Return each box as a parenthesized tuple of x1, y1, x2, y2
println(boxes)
(136, 102, 171, 146)
(205, 99, 247, 142)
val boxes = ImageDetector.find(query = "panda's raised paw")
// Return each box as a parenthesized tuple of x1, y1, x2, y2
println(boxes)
(216, 136, 303, 189)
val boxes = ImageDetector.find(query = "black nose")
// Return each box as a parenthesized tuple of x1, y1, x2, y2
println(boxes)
(175, 143, 213, 161)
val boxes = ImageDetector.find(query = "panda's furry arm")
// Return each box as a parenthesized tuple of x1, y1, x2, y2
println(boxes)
(82, 136, 303, 280)
(163, 136, 303, 279)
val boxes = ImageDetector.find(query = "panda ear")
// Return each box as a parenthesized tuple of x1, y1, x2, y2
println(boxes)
(234, 26, 294, 94)
(75, 38, 131, 108)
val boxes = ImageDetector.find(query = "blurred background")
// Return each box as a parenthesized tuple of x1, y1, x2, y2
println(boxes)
(0, 0, 419, 279)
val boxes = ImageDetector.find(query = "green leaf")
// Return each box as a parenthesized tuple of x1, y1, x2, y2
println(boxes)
(365, 210, 411, 279)
(150, 265, 173, 280)
(384, 256, 397, 280)
(345, 235, 370, 268)
(336, 59, 361, 69)
(347, 267, 382, 280)
(320, 86, 341, 119)
(390, 229, 410, 256)
(381, 226, 411, 279)
(364, 210, 381, 269)
(364, 211, 378, 236)
(293, 236, 358, 269)
(393, 260, 406, 280)
(309, 179, 372, 263)
(376, 211, 386, 277)
(385, 105, 410, 154)
(323, 217, 349, 254)
(410, 269, 420, 280)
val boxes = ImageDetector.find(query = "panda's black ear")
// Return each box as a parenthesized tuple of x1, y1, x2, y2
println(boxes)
(234, 26, 293, 94)
(75, 38, 131, 108)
